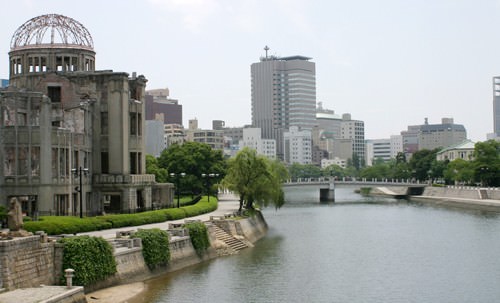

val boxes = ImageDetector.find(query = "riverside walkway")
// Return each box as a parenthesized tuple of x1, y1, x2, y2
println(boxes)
(0, 194, 241, 303)
(79, 193, 240, 239)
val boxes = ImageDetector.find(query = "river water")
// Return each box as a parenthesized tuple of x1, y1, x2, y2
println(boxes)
(141, 188, 500, 303)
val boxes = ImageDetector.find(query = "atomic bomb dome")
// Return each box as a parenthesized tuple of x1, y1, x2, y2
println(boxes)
(10, 14, 94, 50)
(9, 14, 96, 80)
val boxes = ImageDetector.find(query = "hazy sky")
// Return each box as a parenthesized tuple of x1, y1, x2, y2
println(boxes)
(1, 0, 499, 141)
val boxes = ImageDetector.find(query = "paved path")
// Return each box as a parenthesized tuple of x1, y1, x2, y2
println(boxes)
(78, 193, 240, 239)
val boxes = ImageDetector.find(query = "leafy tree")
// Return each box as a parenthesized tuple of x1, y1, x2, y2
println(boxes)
(223, 147, 287, 212)
(408, 148, 440, 181)
(359, 162, 391, 180)
(444, 158, 474, 185)
(288, 163, 322, 179)
(158, 142, 226, 194)
(146, 154, 168, 182)
(323, 164, 345, 179)
(472, 140, 500, 186)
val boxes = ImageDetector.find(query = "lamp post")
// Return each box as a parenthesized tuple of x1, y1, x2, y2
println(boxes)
(72, 166, 89, 218)
(202, 173, 219, 202)
(170, 172, 186, 208)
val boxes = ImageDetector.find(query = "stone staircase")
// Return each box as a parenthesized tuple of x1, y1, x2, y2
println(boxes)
(211, 224, 248, 252)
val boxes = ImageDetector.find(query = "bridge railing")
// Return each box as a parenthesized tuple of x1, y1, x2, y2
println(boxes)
(285, 177, 423, 185)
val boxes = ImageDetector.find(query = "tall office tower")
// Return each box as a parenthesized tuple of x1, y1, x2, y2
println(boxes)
(251, 51, 316, 159)
(493, 77, 500, 137)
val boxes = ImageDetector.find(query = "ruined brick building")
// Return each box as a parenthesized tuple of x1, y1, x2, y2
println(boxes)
(0, 14, 172, 216)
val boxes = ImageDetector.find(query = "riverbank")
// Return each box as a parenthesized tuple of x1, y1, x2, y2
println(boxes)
(85, 193, 267, 303)
(372, 185, 500, 212)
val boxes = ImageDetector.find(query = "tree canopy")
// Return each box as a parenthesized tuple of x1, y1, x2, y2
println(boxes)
(223, 147, 288, 212)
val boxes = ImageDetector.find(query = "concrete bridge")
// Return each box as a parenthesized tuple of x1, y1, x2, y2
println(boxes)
(283, 178, 426, 201)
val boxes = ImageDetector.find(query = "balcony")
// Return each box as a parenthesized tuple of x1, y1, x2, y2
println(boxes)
(94, 174, 155, 185)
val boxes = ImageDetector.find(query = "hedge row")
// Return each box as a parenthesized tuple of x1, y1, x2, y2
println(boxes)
(24, 197, 218, 235)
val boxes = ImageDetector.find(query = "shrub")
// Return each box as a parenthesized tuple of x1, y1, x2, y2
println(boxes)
(184, 221, 210, 257)
(132, 228, 170, 269)
(59, 236, 116, 286)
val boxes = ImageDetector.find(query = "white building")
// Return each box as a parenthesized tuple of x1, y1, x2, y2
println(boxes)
(284, 126, 312, 164)
(240, 128, 276, 159)
(436, 140, 475, 161)
(321, 158, 347, 169)
(365, 135, 404, 166)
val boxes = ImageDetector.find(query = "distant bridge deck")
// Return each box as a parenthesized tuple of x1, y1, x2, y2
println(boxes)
(283, 178, 426, 188)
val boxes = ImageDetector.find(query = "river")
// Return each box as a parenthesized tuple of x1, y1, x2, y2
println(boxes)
(139, 188, 500, 303)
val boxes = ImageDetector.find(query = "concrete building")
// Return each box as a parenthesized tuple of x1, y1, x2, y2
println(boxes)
(0, 14, 172, 216)
(283, 126, 312, 164)
(321, 158, 347, 169)
(436, 139, 475, 162)
(186, 119, 224, 150)
(493, 77, 500, 138)
(240, 128, 276, 159)
(365, 135, 403, 166)
(401, 118, 467, 155)
(251, 51, 316, 159)
(145, 88, 182, 125)
(419, 118, 467, 150)
(340, 114, 365, 166)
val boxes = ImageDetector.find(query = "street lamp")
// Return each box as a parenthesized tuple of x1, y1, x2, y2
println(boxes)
(71, 166, 89, 218)
(202, 173, 219, 202)
(170, 172, 186, 208)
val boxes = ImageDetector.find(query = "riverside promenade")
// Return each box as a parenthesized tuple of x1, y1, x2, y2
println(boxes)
(0, 193, 241, 303)
(78, 193, 240, 239)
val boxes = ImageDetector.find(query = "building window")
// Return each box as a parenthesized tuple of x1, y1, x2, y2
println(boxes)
(130, 113, 137, 135)
(101, 152, 109, 174)
(47, 86, 61, 103)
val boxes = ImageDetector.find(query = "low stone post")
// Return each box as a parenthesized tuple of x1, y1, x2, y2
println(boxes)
(64, 268, 75, 289)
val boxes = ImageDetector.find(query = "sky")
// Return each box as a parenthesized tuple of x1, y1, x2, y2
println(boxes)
(0, 0, 499, 142)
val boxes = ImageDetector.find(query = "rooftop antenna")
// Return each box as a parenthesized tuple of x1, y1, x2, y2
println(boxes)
(264, 45, 270, 59)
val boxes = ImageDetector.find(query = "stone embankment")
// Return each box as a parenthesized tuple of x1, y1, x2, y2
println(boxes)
(0, 195, 267, 303)
(371, 185, 500, 211)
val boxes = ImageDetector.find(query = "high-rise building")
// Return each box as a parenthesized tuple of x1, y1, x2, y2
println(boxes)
(251, 52, 316, 159)
(493, 77, 500, 138)
(283, 126, 312, 164)
(145, 88, 182, 125)
(340, 114, 365, 166)
(240, 128, 276, 159)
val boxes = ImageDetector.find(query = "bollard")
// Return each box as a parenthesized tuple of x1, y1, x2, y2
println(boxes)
(64, 268, 75, 289)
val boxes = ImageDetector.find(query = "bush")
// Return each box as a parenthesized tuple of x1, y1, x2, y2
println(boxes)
(132, 228, 170, 269)
(59, 236, 116, 286)
(24, 197, 218, 235)
(184, 221, 210, 257)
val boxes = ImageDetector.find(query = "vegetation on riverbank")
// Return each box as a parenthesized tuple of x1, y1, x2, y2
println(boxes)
(59, 236, 116, 286)
(24, 197, 217, 235)
(132, 229, 171, 269)
(184, 221, 210, 256)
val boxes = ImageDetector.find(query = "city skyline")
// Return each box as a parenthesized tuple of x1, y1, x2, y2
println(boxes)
(1, 0, 499, 142)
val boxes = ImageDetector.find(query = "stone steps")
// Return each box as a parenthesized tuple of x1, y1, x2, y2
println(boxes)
(211, 224, 248, 251)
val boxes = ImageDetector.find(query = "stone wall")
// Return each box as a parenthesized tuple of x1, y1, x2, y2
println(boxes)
(0, 235, 58, 290)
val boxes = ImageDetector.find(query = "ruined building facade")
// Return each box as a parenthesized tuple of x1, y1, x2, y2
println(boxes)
(0, 14, 172, 216)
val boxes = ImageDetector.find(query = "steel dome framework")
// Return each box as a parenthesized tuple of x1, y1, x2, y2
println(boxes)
(10, 14, 94, 50)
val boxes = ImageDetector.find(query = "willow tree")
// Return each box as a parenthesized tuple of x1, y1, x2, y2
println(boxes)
(223, 147, 287, 212)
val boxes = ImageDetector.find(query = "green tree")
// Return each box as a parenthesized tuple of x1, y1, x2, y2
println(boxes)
(408, 149, 440, 181)
(288, 163, 322, 179)
(472, 140, 500, 186)
(444, 158, 474, 185)
(146, 154, 168, 182)
(223, 148, 287, 212)
(359, 162, 391, 180)
(323, 164, 345, 179)
(158, 142, 226, 195)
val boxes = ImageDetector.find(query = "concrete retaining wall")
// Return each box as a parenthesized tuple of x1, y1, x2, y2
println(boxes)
(422, 187, 480, 199)
(0, 235, 60, 290)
